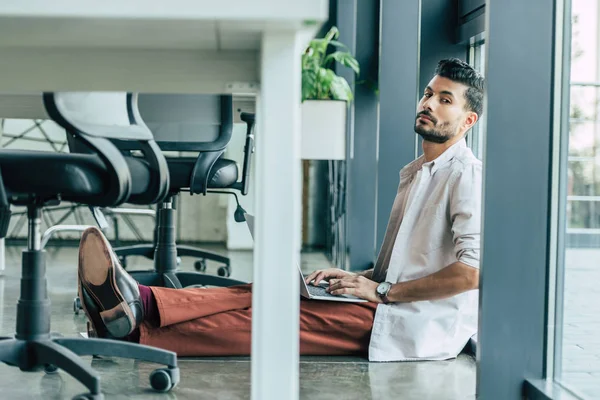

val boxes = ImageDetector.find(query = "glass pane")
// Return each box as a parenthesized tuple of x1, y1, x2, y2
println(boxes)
(556, 0, 600, 397)
(569, 120, 600, 157)
(568, 159, 600, 196)
(569, 86, 600, 158)
(570, 86, 599, 120)
(567, 200, 600, 229)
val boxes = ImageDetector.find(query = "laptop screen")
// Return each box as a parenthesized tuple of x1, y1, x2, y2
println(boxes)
(245, 213, 255, 240)
(244, 214, 311, 297)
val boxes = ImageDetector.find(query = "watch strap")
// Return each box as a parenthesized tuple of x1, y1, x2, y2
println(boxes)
(380, 293, 390, 304)
(378, 282, 392, 304)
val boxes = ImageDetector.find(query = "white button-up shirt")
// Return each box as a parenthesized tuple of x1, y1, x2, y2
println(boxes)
(369, 139, 481, 361)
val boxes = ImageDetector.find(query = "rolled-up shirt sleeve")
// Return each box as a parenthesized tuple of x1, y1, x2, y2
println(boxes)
(449, 162, 482, 269)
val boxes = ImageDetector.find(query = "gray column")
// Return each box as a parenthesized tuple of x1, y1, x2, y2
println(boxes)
(337, 0, 381, 271)
(376, 0, 420, 252)
(477, 0, 559, 398)
(417, 0, 469, 156)
(419, 0, 468, 93)
(458, 0, 486, 43)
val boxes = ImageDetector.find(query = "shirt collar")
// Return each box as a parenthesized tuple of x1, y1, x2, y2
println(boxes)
(400, 138, 467, 178)
(400, 155, 425, 179)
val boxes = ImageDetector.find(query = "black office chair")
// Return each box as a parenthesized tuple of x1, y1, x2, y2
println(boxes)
(111, 94, 255, 289)
(0, 92, 179, 400)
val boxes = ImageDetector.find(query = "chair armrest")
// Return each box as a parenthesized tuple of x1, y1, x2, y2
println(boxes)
(0, 168, 11, 238)
(231, 113, 255, 195)
(190, 151, 225, 195)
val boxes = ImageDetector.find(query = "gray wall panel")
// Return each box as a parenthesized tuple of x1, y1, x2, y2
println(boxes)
(337, 0, 381, 271)
(458, 11, 486, 43)
(376, 0, 420, 252)
(477, 0, 557, 398)
(459, 0, 485, 18)
(420, 0, 466, 94)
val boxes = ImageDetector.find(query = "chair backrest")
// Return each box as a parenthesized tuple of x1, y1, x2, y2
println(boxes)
(136, 94, 233, 152)
(44, 92, 170, 206)
(49, 92, 151, 141)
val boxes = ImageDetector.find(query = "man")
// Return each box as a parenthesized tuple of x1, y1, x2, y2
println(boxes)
(77, 58, 484, 361)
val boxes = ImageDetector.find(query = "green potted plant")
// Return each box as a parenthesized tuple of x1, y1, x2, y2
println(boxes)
(300, 26, 359, 160)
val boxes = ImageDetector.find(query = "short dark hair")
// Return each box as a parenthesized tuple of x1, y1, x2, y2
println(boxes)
(434, 58, 485, 117)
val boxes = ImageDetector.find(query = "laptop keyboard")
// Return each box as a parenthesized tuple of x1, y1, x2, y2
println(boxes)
(307, 284, 336, 298)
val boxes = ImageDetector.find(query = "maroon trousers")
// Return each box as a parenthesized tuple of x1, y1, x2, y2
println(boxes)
(139, 284, 377, 357)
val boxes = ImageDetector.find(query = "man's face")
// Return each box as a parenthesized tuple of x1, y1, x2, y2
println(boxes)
(414, 76, 472, 144)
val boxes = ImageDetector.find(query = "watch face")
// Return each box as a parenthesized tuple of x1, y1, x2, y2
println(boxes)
(377, 282, 391, 295)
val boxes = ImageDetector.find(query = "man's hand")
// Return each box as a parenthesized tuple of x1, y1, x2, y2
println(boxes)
(304, 268, 355, 286)
(328, 275, 381, 303)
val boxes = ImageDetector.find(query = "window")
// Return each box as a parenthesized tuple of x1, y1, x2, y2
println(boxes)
(553, 0, 600, 397)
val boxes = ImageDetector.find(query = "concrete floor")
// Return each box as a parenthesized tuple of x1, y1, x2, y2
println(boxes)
(0, 243, 476, 400)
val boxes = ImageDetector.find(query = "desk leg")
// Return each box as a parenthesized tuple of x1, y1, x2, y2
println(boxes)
(252, 32, 303, 400)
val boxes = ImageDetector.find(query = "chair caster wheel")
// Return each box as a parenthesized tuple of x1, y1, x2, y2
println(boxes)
(194, 259, 207, 272)
(73, 297, 82, 315)
(150, 367, 179, 392)
(217, 266, 231, 277)
(72, 393, 104, 400)
(44, 364, 58, 374)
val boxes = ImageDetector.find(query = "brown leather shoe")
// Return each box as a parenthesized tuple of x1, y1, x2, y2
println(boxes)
(77, 226, 144, 338)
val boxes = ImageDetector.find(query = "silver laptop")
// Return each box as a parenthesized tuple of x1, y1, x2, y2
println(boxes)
(245, 214, 367, 303)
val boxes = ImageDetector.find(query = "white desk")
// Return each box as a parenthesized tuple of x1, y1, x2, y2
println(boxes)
(0, 2, 329, 399)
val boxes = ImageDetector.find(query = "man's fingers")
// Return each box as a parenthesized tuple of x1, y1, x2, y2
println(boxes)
(306, 270, 327, 285)
(328, 279, 356, 292)
(330, 287, 353, 296)
(327, 279, 338, 290)
(306, 268, 349, 286)
(305, 271, 317, 284)
(313, 273, 325, 285)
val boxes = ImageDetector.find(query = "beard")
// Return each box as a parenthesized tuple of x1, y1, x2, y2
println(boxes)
(413, 112, 460, 144)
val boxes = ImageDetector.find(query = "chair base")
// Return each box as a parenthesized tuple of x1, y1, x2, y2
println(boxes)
(7, 204, 179, 399)
(113, 244, 155, 268)
(0, 336, 179, 399)
(114, 244, 232, 276)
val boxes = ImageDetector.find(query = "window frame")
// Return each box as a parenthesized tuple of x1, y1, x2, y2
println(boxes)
(467, 37, 486, 159)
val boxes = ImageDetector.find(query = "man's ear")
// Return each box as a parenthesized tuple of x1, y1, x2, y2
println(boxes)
(464, 112, 478, 131)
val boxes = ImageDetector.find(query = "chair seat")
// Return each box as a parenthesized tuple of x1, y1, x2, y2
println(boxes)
(167, 157, 238, 192)
(0, 150, 150, 204)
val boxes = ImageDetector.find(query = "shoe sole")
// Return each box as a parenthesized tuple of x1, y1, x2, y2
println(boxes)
(78, 227, 136, 338)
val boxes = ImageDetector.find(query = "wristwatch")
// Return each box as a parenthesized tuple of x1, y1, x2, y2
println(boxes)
(376, 282, 393, 304)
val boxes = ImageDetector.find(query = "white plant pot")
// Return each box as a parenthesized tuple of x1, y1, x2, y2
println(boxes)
(301, 100, 347, 160)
